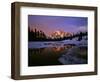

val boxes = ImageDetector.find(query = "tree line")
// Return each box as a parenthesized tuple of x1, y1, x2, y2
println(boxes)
(28, 27, 87, 41)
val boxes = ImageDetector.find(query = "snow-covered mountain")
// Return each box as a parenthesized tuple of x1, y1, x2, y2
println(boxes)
(50, 30, 72, 39)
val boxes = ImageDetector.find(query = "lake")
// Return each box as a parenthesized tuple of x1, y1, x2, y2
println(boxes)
(28, 44, 74, 66)
(28, 40, 87, 66)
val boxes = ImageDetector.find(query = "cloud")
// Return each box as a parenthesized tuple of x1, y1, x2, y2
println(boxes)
(77, 26, 87, 32)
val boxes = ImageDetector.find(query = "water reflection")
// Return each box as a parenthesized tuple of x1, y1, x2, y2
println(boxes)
(28, 45, 74, 66)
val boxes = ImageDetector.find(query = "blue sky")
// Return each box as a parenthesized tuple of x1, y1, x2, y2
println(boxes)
(28, 15, 87, 36)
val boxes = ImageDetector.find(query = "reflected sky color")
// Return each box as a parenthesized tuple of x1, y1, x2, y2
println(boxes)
(28, 15, 87, 36)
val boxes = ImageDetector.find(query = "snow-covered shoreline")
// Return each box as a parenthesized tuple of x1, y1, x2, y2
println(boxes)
(28, 39, 87, 48)
(58, 46, 87, 64)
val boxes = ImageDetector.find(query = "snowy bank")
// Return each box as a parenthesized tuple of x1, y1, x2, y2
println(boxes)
(28, 40, 87, 48)
(58, 46, 87, 64)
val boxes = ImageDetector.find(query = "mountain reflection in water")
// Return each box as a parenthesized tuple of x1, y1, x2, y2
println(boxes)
(28, 45, 74, 66)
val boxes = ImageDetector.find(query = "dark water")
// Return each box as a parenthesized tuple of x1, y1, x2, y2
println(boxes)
(28, 45, 74, 66)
